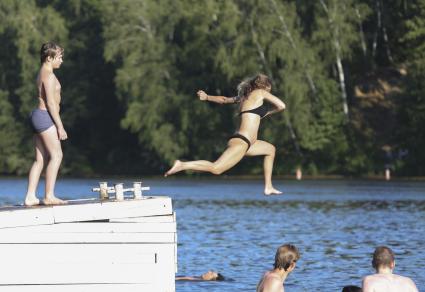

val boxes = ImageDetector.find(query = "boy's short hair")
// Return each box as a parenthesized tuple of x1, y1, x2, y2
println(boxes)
(40, 42, 63, 64)
(274, 244, 300, 271)
(372, 246, 395, 269)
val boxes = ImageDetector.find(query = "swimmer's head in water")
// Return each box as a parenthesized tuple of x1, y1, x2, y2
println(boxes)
(372, 246, 395, 270)
(237, 73, 272, 101)
(201, 270, 225, 281)
(274, 244, 300, 272)
(40, 42, 64, 66)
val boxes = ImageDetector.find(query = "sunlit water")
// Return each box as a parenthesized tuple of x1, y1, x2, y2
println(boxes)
(1, 177, 424, 291)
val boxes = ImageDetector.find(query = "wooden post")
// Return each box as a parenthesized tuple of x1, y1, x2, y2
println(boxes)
(99, 182, 109, 200)
(133, 182, 142, 200)
(114, 183, 124, 201)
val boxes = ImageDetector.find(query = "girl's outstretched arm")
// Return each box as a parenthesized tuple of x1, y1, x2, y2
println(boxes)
(197, 90, 239, 104)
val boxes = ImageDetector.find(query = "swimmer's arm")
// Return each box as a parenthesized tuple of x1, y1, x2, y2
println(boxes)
(197, 90, 238, 104)
(262, 89, 286, 116)
(44, 74, 64, 130)
(175, 276, 200, 281)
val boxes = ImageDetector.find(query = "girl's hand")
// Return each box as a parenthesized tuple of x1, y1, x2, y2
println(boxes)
(197, 90, 208, 101)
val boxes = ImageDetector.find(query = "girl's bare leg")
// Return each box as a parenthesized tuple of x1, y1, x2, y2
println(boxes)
(24, 135, 48, 206)
(246, 140, 282, 195)
(39, 126, 67, 205)
(165, 140, 248, 176)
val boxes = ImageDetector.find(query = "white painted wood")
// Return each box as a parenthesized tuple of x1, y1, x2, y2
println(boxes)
(110, 213, 175, 223)
(52, 197, 172, 223)
(0, 232, 175, 243)
(114, 183, 124, 201)
(99, 181, 109, 199)
(133, 181, 142, 199)
(0, 243, 175, 285)
(0, 197, 173, 228)
(0, 222, 176, 234)
(0, 197, 177, 292)
(175, 233, 178, 273)
(0, 206, 54, 229)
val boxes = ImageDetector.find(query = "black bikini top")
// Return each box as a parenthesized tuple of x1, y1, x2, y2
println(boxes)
(239, 103, 269, 118)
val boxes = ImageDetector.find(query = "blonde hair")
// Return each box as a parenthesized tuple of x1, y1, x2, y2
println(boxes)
(274, 244, 300, 271)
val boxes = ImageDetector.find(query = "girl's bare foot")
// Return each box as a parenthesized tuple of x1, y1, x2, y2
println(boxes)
(164, 160, 183, 177)
(24, 196, 40, 206)
(43, 196, 67, 205)
(264, 187, 283, 196)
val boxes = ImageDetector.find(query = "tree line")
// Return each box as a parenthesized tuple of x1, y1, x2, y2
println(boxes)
(1, 0, 424, 177)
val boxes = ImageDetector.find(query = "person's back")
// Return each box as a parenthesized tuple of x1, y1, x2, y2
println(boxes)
(256, 271, 284, 292)
(363, 273, 417, 292)
(362, 246, 418, 292)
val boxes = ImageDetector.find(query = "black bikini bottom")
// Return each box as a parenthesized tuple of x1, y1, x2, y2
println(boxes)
(229, 133, 251, 149)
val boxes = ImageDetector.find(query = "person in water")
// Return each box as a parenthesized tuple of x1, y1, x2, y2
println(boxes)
(175, 270, 225, 281)
(362, 246, 418, 292)
(24, 42, 68, 206)
(165, 74, 286, 195)
(256, 244, 300, 292)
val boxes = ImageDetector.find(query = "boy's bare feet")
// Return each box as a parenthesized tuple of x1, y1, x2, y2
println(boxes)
(24, 196, 40, 206)
(43, 196, 67, 205)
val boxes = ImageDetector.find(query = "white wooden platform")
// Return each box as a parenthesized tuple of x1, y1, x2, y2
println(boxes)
(0, 197, 177, 292)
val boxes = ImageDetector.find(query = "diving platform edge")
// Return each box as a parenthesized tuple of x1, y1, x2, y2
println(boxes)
(0, 196, 177, 292)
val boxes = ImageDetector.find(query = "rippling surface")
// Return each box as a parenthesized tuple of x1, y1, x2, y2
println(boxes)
(1, 178, 424, 291)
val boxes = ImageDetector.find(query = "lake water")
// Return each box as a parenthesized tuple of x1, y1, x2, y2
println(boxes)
(1, 177, 424, 291)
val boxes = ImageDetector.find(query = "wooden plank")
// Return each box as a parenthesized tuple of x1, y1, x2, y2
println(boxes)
(0, 207, 54, 229)
(52, 197, 173, 223)
(0, 232, 176, 243)
(0, 284, 163, 292)
(0, 197, 173, 228)
(0, 222, 176, 234)
(110, 212, 176, 223)
(0, 244, 175, 285)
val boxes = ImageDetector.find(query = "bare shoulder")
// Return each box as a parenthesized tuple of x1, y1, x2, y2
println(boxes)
(362, 275, 378, 291)
(263, 278, 282, 290)
(363, 274, 375, 281)
(251, 89, 271, 98)
(41, 70, 56, 84)
(397, 275, 418, 289)
(262, 273, 283, 292)
(247, 89, 266, 102)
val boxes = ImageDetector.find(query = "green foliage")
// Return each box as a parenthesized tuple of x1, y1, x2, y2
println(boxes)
(0, 0, 424, 176)
(394, 0, 425, 175)
(0, 0, 66, 174)
(0, 90, 27, 174)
